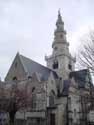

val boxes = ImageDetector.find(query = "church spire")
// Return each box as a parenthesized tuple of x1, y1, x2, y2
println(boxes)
(56, 9, 64, 26)
(55, 9, 66, 34)
(52, 10, 67, 48)
(45, 10, 75, 79)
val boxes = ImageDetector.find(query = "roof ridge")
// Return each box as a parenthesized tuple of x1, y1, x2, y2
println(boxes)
(71, 69, 89, 73)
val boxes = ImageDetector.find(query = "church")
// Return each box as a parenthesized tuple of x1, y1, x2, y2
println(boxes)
(3, 11, 94, 125)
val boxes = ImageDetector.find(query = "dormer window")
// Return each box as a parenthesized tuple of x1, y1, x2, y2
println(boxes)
(53, 60, 58, 69)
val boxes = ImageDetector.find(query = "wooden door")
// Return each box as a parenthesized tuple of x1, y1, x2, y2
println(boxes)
(50, 114, 55, 125)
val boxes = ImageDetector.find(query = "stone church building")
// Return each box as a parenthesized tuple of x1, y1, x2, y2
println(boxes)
(3, 11, 93, 125)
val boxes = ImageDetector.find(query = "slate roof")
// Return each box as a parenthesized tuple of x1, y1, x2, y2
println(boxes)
(69, 69, 90, 88)
(19, 54, 58, 81)
(57, 69, 92, 97)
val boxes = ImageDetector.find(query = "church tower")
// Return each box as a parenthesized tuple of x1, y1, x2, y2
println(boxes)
(45, 10, 76, 79)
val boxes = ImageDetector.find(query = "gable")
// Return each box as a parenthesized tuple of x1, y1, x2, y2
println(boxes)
(47, 72, 57, 96)
(5, 53, 26, 81)
(5, 53, 58, 82)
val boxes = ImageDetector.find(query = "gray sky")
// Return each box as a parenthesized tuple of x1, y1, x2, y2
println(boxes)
(0, 0, 94, 80)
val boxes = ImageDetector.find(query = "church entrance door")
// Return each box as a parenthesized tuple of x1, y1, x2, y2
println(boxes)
(50, 113, 55, 125)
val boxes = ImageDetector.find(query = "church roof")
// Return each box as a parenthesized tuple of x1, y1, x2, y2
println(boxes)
(19, 54, 58, 81)
(69, 69, 91, 88)
(57, 69, 92, 97)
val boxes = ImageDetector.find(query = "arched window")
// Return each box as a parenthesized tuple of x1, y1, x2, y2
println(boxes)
(49, 90, 55, 106)
(32, 87, 35, 92)
(53, 60, 58, 69)
(31, 87, 36, 109)
(74, 109, 77, 117)
(68, 64, 72, 70)
(68, 97, 71, 110)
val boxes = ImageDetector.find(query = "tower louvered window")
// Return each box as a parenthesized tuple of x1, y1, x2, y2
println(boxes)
(53, 60, 58, 69)
(68, 64, 72, 70)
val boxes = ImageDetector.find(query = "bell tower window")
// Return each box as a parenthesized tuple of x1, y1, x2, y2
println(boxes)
(68, 64, 72, 70)
(53, 60, 58, 69)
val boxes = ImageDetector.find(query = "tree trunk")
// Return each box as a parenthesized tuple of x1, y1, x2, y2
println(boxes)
(9, 111, 16, 125)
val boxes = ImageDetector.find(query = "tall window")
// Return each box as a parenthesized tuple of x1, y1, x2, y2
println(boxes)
(49, 90, 55, 106)
(53, 60, 58, 69)
(74, 109, 77, 117)
(68, 97, 71, 110)
(68, 64, 72, 70)
(31, 87, 36, 109)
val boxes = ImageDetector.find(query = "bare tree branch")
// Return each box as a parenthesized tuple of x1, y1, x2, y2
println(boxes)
(0, 80, 32, 125)
(78, 30, 94, 75)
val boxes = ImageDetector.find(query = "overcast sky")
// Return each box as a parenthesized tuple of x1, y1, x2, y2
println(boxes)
(0, 0, 94, 80)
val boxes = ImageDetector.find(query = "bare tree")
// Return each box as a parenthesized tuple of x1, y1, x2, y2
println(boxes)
(78, 31, 94, 74)
(0, 80, 32, 125)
